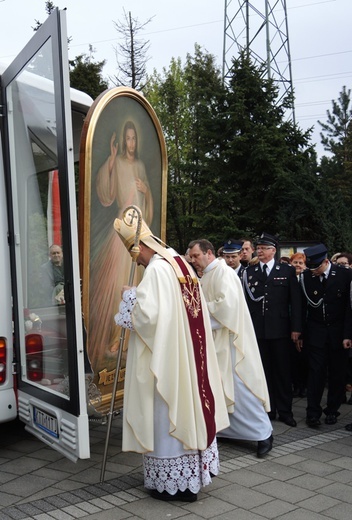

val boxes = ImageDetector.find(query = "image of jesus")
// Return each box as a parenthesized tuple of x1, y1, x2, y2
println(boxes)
(88, 120, 153, 370)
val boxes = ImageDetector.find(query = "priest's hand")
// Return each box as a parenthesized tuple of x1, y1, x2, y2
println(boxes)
(121, 285, 131, 298)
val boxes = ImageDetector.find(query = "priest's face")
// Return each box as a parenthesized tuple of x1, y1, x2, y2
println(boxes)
(135, 243, 154, 268)
(188, 244, 212, 272)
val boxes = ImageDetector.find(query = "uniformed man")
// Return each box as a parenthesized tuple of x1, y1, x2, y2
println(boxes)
(243, 232, 302, 426)
(222, 239, 246, 280)
(300, 243, 352, 427)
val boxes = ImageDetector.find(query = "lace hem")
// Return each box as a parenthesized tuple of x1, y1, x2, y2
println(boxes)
(114, 287, 137, 330)
(143, 438, 219, 494)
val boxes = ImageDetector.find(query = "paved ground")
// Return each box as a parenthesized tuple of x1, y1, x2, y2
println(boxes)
(1, 393, 352, 520)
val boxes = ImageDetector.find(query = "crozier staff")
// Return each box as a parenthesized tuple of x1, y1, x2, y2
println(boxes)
(114, 208, 229, 503)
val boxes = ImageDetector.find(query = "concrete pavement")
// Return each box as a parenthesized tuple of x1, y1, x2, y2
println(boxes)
(1, 393, 352, 520)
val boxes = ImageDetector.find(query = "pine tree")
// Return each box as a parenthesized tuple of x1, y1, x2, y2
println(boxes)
(69, 47, 108, 100)
(145, 45, 227, 251)
(318, 86, 352, 205)
(146, 49, 322, 251)
(223, 52, 318, 241)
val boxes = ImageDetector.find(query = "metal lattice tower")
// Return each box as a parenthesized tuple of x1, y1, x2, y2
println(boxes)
(223, 0, 295, 122)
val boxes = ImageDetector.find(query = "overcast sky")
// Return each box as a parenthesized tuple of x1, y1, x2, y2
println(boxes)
(0, 0, 351, 158)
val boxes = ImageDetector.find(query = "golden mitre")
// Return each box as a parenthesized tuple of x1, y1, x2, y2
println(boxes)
(113, 205, 164, 260)
(114, 205, 196, 282)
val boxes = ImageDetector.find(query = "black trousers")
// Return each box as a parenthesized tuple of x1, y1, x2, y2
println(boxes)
(290, 340, 308, 391)
(258, 337, 293, 419)
(306, 341, 348, 418)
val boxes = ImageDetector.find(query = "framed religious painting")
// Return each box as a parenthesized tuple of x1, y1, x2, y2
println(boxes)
(78, 87, 168, 415)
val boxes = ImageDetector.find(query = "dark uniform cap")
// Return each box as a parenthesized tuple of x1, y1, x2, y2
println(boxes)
(223, 239, 243, 254)
(303, 243, 328, 269)
(256, 232, 278, 248)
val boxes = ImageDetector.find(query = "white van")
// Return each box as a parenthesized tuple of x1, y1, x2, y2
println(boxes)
(0, 9, 93, 462)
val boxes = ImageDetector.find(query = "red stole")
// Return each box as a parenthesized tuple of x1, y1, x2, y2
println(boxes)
(173, 256, 216, 448)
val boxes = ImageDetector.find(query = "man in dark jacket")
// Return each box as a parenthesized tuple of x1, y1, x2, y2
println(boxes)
(243, 233, 302, 426)
(299, 244, 352, 427)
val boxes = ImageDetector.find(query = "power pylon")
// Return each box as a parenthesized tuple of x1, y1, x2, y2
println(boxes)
(223, 0, 295, 122)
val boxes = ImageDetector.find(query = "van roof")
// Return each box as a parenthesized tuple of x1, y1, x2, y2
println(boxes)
(0, 60, 93, 110)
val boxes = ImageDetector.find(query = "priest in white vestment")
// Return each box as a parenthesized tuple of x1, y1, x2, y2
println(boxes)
(188, 239, 273, 458)
(114, 208, 229, 502)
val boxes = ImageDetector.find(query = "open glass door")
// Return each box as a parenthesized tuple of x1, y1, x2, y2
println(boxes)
(0, 9, 90, 461)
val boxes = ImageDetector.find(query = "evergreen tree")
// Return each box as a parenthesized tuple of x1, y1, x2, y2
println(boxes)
(144, 58, 192, 251)
(145, 45, 227, 252)
(147, 49, 322, 252)
(317, 86, 352, 251)
(318, 86, 352, 206)
(223, 52, 318, 242)
(319, 86, 352, 160)
(69, 47, 108, 100)
(182, 45, 229, 248)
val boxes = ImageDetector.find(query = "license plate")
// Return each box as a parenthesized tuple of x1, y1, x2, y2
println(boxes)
(33, 407, 59, 438)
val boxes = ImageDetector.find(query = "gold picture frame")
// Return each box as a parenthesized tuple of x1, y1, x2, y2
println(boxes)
(78, 87, 168, 413)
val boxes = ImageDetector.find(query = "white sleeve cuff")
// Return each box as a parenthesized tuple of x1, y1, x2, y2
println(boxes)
(114, 287, 137, 330)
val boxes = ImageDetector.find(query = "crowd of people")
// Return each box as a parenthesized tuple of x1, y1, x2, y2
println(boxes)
(113, 208, 352, 503)
(222, 236, 352, 430)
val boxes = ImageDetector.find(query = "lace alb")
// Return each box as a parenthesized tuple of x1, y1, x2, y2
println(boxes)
(143, 438, 219, 494)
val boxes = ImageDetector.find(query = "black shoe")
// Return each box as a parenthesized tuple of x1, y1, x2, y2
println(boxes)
(257, 435, 273, 458)
(325, 414, 337, 425)
(151, 489, 197, 503)
(299, 388, 307, 398)
(345, 423, 352, 432)
(278, 416, 297, 427)
(292, 386, 300, 397)
(306, 417, 321, 427)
